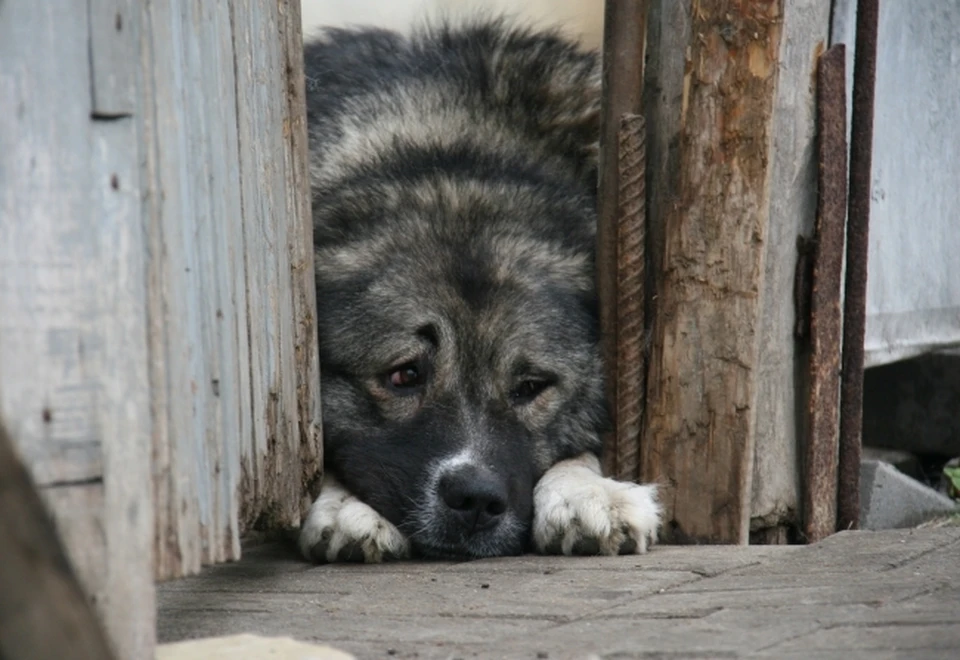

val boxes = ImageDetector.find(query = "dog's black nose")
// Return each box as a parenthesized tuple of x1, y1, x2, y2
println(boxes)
(438, 465, 508, 534)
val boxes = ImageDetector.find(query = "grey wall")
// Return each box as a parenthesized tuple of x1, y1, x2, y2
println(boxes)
(833, 1, 960, 368)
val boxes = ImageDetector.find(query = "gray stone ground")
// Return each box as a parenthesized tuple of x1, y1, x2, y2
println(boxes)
(158, 526, 960, 659)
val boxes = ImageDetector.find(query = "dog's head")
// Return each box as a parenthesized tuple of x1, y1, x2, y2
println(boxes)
(313, 177, 606, 558)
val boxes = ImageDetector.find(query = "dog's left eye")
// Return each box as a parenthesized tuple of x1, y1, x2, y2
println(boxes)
(510, 379, 552, 405)
(386, 362, 426, 392)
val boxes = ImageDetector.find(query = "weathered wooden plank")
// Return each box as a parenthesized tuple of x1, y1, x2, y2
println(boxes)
(142, 0, 205, 578)
(143, 0, 317, 574)
(178, 0, 222, 565)
(88, 0, 137, 116)
(0, 421, 116, 660)
(231, 0, 269, 527)
(0, 1, 100, 494)
(231, 0, 305, 532)
(90, 110, 156, 655)
(750, 0, 833, 541)
(0, 1, 155, 656)
(144, 0, 248, 574)
(204, 0, 246, 563)
(279, 0, 324, 518)
(176, 0, 242, 566)
(640, 0, 783, 544)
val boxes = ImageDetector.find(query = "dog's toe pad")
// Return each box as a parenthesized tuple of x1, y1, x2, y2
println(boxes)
(533, 453, 661, 556)
(299, 477, 410, 563)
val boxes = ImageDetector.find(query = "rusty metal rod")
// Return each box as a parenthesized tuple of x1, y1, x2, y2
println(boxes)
(614, 114, 647, 483)
(804, 44, 847, 543)
(838, 0, 880, 531)
(598, 0, 648, 478)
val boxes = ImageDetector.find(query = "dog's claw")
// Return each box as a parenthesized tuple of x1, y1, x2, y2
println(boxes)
(299, 476, 410, 563)
(532, 453, 661, 556)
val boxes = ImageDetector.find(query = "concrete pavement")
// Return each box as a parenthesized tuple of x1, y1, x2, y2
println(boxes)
(157, 525, 960, 659)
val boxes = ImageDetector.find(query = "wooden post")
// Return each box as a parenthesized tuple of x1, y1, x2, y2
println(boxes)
(144, 0, 322, 578)
(279, 0, 325, 514)
(640, 1, 784, 543)
(1, 1, 155, 655)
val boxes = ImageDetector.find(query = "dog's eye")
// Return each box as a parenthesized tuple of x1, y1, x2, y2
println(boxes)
(386, 362, 426, 392)
(510, 379, 551, 405)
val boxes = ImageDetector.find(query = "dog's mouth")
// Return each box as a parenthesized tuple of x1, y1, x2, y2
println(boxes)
(402, 517, 530, 561)
(409, 533, 528, 561)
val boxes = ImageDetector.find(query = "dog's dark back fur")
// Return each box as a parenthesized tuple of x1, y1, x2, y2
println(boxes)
(305, 20, 608, 558)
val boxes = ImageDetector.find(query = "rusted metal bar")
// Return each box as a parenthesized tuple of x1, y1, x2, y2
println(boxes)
(614, 114, 647, 483)
(598, 0, 648, 478)
(838, 0, 880, 532)
(803, 44, 848, 543)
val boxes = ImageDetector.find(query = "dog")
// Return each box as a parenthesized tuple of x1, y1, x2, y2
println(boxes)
(298, 18, 661, 562)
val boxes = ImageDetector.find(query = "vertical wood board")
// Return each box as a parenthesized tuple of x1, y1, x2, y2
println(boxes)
(750, 0, 832, 537)
(641, 0, 783, 544)
(0, 1, 155, 656)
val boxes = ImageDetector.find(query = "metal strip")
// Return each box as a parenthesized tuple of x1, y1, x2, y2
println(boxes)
(614, 114, 647, 483)
(804, 44, 847, 543)
(838, 0, 880, 532)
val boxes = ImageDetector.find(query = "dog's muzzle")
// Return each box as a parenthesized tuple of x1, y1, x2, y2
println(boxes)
(411, 454, 527, 558)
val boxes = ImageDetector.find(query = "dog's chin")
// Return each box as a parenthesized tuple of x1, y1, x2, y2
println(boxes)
(407, 524, 529, 560)
(410, 537, 526, 560)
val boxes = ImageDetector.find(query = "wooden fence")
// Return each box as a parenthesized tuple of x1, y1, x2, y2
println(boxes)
(0, 0, 321, 657)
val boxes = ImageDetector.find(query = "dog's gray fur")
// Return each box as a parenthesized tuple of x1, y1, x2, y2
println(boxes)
(299, 18, 660, 562)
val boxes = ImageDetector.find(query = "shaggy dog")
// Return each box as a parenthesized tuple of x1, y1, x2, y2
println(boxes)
(298, 19, 660, 562)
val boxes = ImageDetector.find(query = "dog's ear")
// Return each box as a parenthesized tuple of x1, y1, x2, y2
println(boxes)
(471, 22, 602, 180)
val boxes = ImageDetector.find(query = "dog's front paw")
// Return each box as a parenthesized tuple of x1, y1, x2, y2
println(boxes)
(299, 475, 410, 563)
(533, 453, 661, 556)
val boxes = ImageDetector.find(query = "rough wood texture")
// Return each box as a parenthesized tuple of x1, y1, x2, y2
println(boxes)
(280, 0, 325, 515)
(142, 0, 243, 577)
(230, 0, 323, 536)
(0, 421, 116, 660)
(803, 45, 847, 543)
(748, 0, 832, 540)
(0, 2, 155, 656)
(640, 0, 783, 543)
(143, 0, 321, 578)
(597, 0, 648, 478)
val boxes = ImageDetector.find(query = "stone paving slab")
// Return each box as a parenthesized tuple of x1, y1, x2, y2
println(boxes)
(158, 528, 960, 659)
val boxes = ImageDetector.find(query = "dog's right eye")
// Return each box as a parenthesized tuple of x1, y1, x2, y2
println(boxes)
(510, 378, 552, 405)
(385, 362, 426, 393)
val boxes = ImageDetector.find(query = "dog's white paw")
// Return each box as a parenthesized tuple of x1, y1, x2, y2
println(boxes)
(299, 475, 410, 563)
(533, 453, 661, 556)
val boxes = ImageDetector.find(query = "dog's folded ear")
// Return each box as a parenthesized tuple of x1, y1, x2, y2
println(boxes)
(453, 20, 602, 181)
